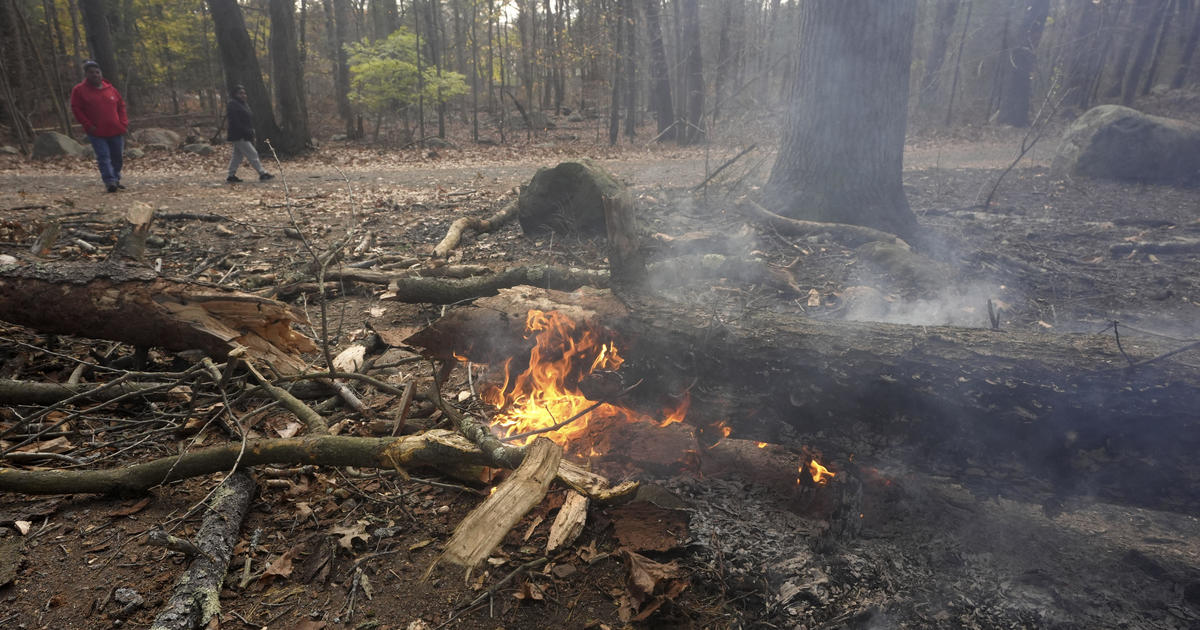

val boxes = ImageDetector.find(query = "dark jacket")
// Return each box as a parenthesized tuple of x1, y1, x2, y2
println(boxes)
(227, 98, 255, 142)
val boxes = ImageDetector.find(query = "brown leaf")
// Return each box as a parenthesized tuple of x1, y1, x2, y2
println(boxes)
(110, 497, 151, 517)
(261, 546, 300, 581)
(618, 549, 689, 622)
(330, 522, 369, 551)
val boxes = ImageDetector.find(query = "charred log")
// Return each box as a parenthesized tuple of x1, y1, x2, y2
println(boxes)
(406, 286, 1200, 514)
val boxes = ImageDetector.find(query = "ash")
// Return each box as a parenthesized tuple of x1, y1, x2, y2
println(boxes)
(663, 468, 1200, 629)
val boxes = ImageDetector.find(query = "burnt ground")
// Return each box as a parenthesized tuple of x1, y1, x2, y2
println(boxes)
(1, 116, 1200, 630)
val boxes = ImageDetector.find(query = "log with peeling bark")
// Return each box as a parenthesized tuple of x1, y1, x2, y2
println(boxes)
(432, 199, 520, 258)
(149, 471, 254, 630)
(405, 286, 1200, 514)
(0, 261, 317, 372)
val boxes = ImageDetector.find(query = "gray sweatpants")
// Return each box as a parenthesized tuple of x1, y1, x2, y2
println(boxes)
(228, 139, 266, 177)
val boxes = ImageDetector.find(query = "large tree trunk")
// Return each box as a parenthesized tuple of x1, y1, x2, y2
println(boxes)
(207, 0, 284, 151)
(643, 0, 675, 141)
(1121, 0, 1172, 105)
(1171, 3, 1200, 88)
(994, 0, 1049, 127)
(268, 0, 311, 155)
(765, 0, 918, 241)
(406, 287, 1200, 515)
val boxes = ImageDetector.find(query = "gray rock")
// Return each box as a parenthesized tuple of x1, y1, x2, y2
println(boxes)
(0, 145, 19, 155)
(129, 127, 181, 146)
(142, 143, 171, 152)
(31, 132, 87, 159)
(180, 143, 215, 155)
(517, 159, 627, 237)
(125, 147, 145, 159)
(1052, 105, 1200, 186)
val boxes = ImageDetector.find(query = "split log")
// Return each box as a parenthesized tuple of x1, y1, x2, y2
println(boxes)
(0, 261, 317, 372)
(380, 264, 609, 304)
(546, 490, 589, 552)
(149, 471, 254, 630)
(405, 286, 1200, 514)
(432, 437, 561, 575)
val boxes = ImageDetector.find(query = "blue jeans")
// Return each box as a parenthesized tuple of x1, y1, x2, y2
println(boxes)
(88, 135, 124, 185)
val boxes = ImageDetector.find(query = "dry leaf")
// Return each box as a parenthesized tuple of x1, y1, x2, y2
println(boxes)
(110, 497, 152, 517)
(261, 547, 300, 581)
(14, 521, 32, 535)
(330, 522, 370, 551)
(618, 549, 689, 622)
(807, 288, 821, 307)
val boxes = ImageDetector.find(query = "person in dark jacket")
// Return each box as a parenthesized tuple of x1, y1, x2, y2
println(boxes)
(70, 60, 128, 193)
(225, 85, 273, 183)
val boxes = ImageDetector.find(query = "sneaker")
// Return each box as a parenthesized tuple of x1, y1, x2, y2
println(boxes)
(226, 175, 243, 183)
(106, 184, 118, 193)
(259, 172, 275, 181)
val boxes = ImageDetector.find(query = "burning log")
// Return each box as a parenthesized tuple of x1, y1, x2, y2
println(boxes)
(0, 261, 317, 372)
(406, 285, 1200, 514)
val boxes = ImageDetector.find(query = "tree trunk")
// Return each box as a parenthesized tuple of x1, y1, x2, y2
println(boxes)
(1062, 0, 1103, 110)
(407, 287, 1200, 515)
(1171, 2, 1200, 88)
(608, 0, 624, 145)
(1121, 0, 1171, 104)
(268, 0, 311, 155)
(324, 0, 358, 139)
(917, 0, 961, 115)
(78, 0, 118, 89)
(765, 0, 918, 241)
(1139, 0, 1176, 95)
(622, 0, 636, 139)
(207, 0, 284, 151)
(643, 0, 674, 141)
(678, 0, 704, 145)
(994, 0, 1050, 127)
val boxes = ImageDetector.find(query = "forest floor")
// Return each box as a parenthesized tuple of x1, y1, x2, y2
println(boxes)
(1, 108, 1200, 630)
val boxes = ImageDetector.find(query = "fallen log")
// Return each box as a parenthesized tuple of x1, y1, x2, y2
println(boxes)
(405, 286, 1200, 514)
(149, 471, 255, 630)
(0, 430, 633, 501)
(0, 261, 317, 372)
(433, 199, 519, 258)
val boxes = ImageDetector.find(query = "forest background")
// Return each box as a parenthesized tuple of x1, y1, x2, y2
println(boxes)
(1, 0, 1198, 156)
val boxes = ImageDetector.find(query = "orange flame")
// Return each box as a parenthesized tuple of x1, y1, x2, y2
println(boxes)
(479, 310, 687, 448)
(807, 459, 836, 485)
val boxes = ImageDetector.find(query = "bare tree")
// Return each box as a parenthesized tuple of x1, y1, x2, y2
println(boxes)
(269, 0, 311, 155)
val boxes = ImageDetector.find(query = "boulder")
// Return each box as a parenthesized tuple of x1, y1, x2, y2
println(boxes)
(125, 147, 145, 159)
(31, 132, 87, 160)
(517, 160, 627, 237)
(129, 127, 181, 147)
(1051, 105, 1200, 186)
(425, 137, 458, 150)
(0, 145, 19, 156)
(180, 143, 215, 155)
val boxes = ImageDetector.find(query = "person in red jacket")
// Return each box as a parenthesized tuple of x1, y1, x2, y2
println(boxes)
(70, 60, 128, 193)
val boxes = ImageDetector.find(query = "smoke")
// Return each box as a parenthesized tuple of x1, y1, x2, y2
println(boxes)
(839, 280, 1009, 328)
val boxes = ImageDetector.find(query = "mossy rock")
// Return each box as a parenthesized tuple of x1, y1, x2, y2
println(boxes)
(517, 160, 626, 237)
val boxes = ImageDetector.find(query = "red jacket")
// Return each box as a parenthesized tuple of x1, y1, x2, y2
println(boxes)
(70, 80, 128, 138)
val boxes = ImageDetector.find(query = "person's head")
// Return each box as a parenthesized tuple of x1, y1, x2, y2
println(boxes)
(233, 85, 247, 101)
(82, 60, 102, 87)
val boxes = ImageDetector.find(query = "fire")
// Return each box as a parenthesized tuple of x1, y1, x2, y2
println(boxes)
(479, 310, 687, 448)
(807, 458, 836, 485)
